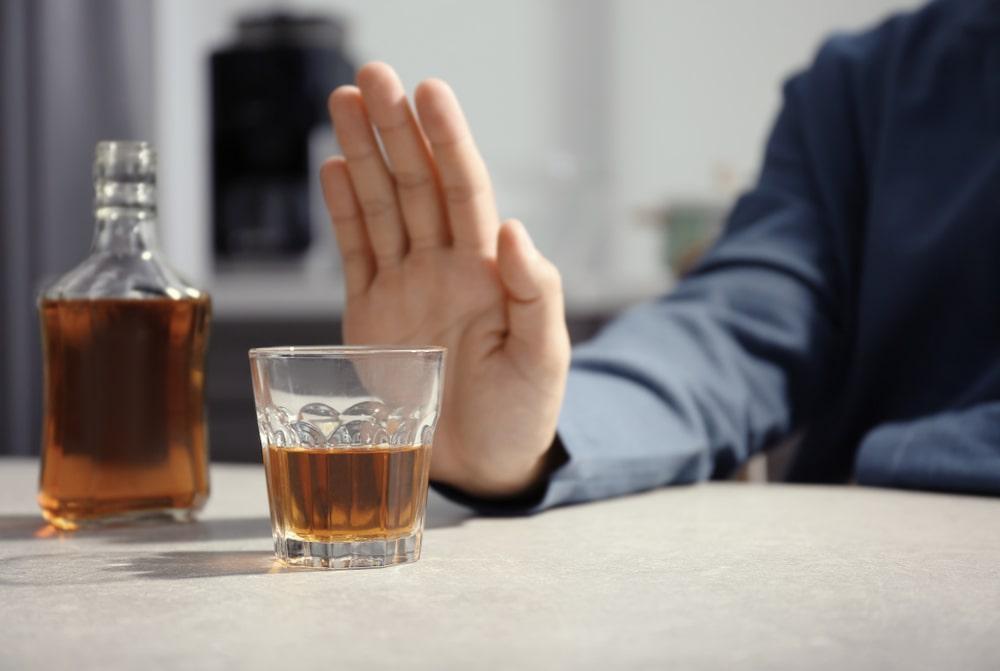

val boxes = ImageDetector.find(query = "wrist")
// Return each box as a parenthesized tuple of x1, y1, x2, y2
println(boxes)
(442, 434, 568, 503)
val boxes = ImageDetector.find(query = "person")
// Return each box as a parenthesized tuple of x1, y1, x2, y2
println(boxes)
(318, 0, 1000, 511)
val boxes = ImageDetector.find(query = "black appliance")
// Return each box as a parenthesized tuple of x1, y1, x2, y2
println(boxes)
(211, 13, 354, 259)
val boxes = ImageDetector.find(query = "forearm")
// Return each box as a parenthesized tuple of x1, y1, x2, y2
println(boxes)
(437, 262, 836, 513)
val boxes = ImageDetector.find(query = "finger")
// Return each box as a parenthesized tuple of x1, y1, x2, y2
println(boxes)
(328, 85, 407, 268)
(320, 157, 375, 298)
(356, 62, 448, 250)
(496, 219, 569, 369)
(414, 78, 499, 255)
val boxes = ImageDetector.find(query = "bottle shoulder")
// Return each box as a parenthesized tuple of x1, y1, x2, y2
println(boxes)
(41, 250, 207, 302)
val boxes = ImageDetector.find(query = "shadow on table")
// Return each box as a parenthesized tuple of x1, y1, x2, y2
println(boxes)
(106, 550, 284, 580)
(0, 549, 284, 585)
(425, 495, 474, 530)
(0, 515, 53, 541)
(0, 515, 273, 543)
(0, 493, 472, 544)
(99, 517, 273, 544)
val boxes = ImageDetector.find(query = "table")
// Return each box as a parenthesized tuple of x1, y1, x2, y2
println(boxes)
(1, 457, 998, 670)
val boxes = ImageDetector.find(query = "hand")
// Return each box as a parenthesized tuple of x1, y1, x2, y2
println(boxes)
(320, 63, 571, 499)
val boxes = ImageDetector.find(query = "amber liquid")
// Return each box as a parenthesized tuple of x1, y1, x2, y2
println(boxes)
(264, 443, 432, 542)
(38, 297, 211, 529)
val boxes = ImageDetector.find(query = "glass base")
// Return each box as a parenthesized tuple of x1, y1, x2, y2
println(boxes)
(274, 531, 422, 569)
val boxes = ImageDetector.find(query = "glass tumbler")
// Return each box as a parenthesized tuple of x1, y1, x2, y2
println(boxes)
(249, 346, 445, 569)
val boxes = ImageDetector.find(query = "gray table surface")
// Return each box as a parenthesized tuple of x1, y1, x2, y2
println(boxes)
(1, 457, 998, 670)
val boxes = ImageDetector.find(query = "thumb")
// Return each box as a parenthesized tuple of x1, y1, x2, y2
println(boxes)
(496, 219, 569, 367)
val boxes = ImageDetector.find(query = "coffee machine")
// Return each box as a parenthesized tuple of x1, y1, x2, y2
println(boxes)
(211, 13, 354, 259)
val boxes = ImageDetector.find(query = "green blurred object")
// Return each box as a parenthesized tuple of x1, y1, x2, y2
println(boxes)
(654, 200, 727, 277)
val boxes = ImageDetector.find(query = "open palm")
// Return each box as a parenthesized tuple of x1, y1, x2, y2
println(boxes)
(320, 63, 569, 498)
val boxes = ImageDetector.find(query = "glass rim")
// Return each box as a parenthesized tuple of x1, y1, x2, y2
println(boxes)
(248, 345, 446, 359)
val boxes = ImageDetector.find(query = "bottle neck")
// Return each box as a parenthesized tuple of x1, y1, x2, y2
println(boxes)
(91, 141, 159, 255)
(92, 208, 158, 255)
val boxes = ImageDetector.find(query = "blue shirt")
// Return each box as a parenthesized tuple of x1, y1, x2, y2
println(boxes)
(528, 0, 1000, 509)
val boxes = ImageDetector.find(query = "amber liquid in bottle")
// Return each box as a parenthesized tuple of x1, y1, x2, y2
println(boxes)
(38, 297, 211, 529)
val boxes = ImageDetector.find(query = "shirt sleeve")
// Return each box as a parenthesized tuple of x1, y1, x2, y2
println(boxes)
(855, 403, 1000, 495)
(526, 36, 874, 512)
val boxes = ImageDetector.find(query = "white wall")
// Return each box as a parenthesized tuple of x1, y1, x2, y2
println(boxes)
(153, 0, 923, 315)
(612, 0, 922, 204)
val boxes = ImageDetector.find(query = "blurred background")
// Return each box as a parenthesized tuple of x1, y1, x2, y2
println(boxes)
(1, 0, 920, 462)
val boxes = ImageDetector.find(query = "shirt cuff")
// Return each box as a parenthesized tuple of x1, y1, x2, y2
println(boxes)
(433, 365, 709, 514)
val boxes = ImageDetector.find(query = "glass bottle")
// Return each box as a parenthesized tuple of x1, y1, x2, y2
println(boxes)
(37, 141, 211, 530)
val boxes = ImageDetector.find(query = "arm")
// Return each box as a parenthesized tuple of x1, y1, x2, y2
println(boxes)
(529, 38, 873, 510)
(322, 37, 871, 510)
